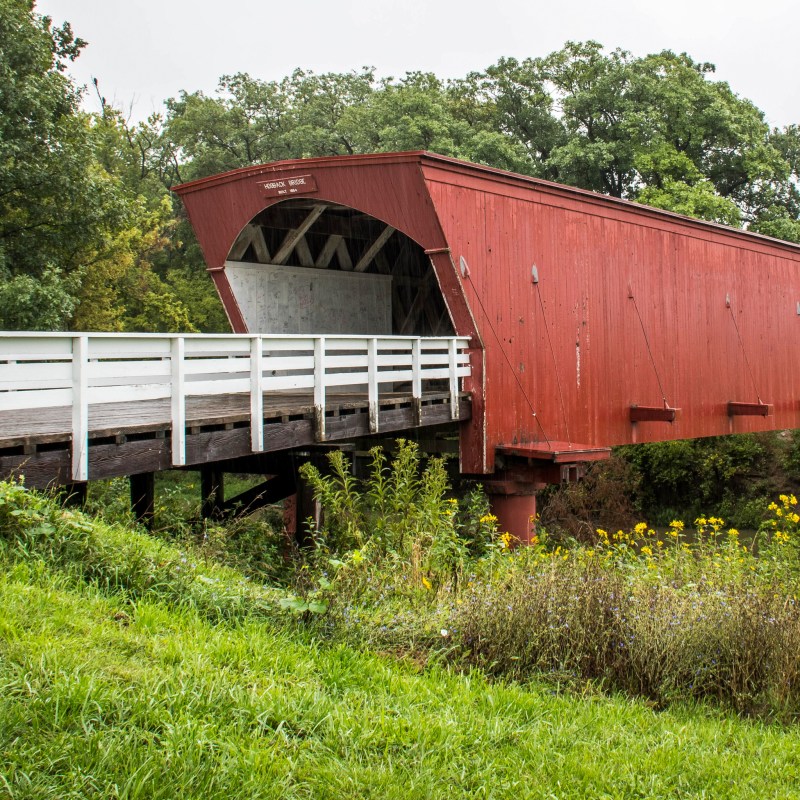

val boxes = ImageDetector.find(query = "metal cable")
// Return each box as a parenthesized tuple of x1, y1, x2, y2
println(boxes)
(727, 300, 763, 404)
(628, 288, 669, 407)
(462, 270, 551, 446)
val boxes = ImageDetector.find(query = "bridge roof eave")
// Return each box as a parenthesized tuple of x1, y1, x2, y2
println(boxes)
(172, 152, 451, 272)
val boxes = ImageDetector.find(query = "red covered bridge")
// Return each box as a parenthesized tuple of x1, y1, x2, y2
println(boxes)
(174, 151, 800, 537)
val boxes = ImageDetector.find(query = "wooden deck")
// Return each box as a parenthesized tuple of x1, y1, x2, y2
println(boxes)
(0, 332, 472, 488)
(0, 389, 471, 487)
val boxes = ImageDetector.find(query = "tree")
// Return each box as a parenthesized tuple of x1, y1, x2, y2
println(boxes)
(449, 58, 563, 176)
(0, 2, 209, 331)
(9, 25, 798, 333)
(163, 72, 298, 181)
(462, 43, 794, 228)
(0, 1, 121, 327)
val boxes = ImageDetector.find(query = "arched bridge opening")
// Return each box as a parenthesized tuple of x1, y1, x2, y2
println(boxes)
(221, 199, 454, 338)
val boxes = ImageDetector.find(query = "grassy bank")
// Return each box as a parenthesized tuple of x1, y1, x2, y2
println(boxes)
(3, 495, 800, 798)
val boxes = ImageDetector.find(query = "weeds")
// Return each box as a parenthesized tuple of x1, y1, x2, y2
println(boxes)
(296, 448, 800, 719)
(0, 478, 282, 624)
(8, 469, 800, 796)
(3, 454, 800, 720)
(300, 440, 498, 592)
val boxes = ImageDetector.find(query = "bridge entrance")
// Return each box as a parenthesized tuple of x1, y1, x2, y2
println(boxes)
(222, 199, 454, 338)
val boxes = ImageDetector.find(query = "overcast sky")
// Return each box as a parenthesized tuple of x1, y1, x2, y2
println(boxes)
(36, 0, 799, 129)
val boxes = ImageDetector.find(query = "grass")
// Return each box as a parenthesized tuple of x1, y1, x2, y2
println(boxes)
(4, 561, 800, 799)
(3, 481, 800, 797)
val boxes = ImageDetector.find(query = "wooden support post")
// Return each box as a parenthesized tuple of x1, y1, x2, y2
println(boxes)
(368, 338, 379, 434)
(201, 465, 224, 520)
(62, 481, 88, 509)
(250, 335, 264, 452)
(130, 472, 155, 529)
(448, 338, 460, 420)
(71, 334, 89, 482)
(171, 337, 186, 466)
(314, 337, 326, 441)
(483, 482, 537, 545)
(411, 338, 422, 425)
(283, 454, 326, 547)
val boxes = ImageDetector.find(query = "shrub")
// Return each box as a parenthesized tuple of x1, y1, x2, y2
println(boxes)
(449, 503, 800, 718)
(299, 440, 499, 587)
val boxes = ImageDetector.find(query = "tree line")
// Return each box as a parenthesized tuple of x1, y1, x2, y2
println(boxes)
(3, 0, 799, 332)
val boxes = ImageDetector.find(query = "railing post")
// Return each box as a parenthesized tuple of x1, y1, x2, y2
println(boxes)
(314, 336, 326, 441)
(368, 338, 379, 433)
(171, 336, 186, 466)
(448, 338, 460, 420)
(71, 334, 89, 482)
(411, 338, 422, 426)
(250, 335, 264, 452)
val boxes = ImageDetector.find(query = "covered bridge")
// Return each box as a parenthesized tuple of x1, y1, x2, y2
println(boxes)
(174, 151, 800, 538)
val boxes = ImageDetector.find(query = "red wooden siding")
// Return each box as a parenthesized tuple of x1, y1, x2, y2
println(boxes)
(420, 158, 800, 470)
(174, 152, 800, 476)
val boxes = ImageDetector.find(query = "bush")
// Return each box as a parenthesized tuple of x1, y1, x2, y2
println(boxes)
(449, 502, 800, 718)
(299, 440, 500, 588)
(541, 432, 799, 532)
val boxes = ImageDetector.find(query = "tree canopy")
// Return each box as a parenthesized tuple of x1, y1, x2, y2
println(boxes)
(1, 1, 799, 332)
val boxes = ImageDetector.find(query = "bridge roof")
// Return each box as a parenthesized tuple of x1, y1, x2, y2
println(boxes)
(173, 150, 800, 257)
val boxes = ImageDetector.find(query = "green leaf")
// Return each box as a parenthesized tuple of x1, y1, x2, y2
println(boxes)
(279, 596, 309, 613)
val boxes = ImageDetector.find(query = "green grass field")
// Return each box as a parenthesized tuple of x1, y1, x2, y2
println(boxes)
(2, 485, 800, 799)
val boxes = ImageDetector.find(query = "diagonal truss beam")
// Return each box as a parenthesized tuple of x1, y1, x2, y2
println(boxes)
(354, 226, 395, 272)
(229, 224, 271, 263)
(274, 204, 327, 265)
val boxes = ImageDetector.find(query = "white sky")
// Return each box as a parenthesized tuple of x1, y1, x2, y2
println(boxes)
(36, 0, 799, 129)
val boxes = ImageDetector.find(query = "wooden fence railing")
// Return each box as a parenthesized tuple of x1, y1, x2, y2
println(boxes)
(0, 333, 471, 481)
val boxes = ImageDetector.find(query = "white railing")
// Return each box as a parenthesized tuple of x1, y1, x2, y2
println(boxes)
(0, 333, 471, 481)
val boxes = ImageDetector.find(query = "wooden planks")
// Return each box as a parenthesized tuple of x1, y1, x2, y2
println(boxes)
(0, 390, 471, 488)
